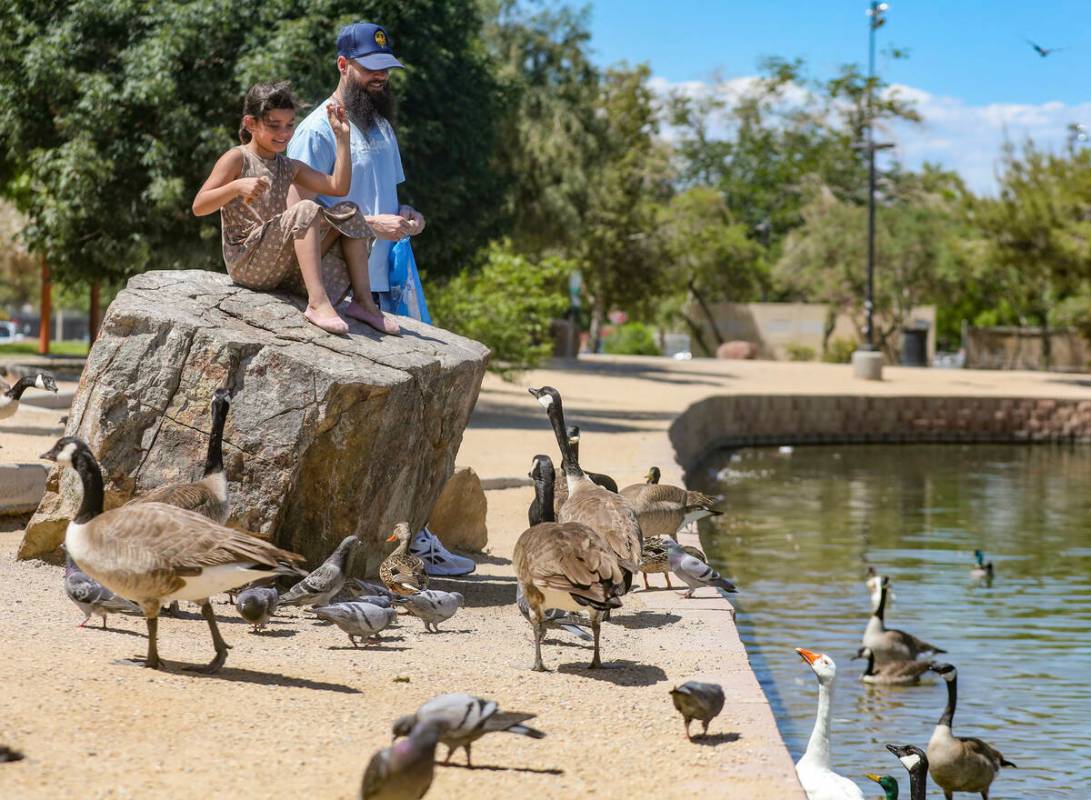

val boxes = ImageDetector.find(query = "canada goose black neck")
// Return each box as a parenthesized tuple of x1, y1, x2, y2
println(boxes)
(530, 456, 556, 525)
(875, 578, 889, 621)
(862, 648, 876, 677)
(530, 387, 584, 479)
(202, 392, 229, 477)
(4, 376, 36, 400)
(71, 446, 105, 525)
(938, 668, 957, 728)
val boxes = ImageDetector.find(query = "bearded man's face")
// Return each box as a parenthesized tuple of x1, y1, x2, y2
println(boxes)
(342, 61, 396, 131)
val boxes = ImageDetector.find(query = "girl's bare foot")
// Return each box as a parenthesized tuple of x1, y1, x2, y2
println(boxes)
(344, 300, 401, 336)
(304, 304, 348, 335)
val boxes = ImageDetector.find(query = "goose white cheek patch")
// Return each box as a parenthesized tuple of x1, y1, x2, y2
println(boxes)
(536, 394, 553, 409)
(35, 375, 46, 389)
(58, 442, 77, 464)
(899, 753, 921, 770)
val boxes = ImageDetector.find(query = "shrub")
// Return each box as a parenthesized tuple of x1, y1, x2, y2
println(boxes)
(427, 241, 569, 379)
(603, 322, 661, 356)
(822, 337, 857, 363)
(785, 342, 816, 361)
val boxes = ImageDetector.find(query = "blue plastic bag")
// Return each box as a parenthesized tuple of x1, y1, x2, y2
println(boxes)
(383, 237, 432, 324)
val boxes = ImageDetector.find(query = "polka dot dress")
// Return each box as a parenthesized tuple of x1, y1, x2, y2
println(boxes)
(220, 146, 373, 304)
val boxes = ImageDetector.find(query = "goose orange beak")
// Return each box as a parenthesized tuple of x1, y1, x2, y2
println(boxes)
(385, 533, 398, 543)
(796, 647, 821, 665)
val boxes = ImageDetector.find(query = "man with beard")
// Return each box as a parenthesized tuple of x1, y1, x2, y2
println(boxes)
(287, 21, 425, 336)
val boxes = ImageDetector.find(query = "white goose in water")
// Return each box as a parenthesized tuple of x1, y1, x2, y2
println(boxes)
(927, 663, 1016, 799)
(795, 648, 865, 800)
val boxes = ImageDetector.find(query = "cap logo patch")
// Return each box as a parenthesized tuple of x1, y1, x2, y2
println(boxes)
(374, 30, 387, 48)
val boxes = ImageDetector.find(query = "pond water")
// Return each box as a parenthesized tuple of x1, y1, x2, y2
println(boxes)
(698, 444, 1091, 799)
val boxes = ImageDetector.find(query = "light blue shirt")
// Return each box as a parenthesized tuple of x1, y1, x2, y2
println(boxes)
(288, 99, 405, 292)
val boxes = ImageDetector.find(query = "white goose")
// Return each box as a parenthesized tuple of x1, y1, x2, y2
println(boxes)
(795, 648, 865, 800)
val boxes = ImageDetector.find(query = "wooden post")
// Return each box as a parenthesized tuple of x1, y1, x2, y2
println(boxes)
(38, 256, 51, 355)
(89, 282, 101, 344)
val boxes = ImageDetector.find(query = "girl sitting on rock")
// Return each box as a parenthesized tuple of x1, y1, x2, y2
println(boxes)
(192, 81, 396, 336)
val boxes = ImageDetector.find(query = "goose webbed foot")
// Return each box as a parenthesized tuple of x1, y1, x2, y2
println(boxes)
(183, 601, 229, 673)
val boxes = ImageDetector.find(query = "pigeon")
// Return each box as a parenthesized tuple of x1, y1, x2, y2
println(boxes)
(312, 601, 396, 647)
(394, 590, 464, 632)
(360, 718, 448, 800)
(670, 681, 725, 740)
(352, 579, 396, 600)
(63, 552, 141, 628)
(278, 535, 359, 608)
(235, 586, 279, 632)
(391, 693, 545, 767)
(515, 585, 593, 642)
(664, 540, 737, 598)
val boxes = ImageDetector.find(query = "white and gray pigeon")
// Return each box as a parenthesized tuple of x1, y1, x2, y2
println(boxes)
(63, 553, 141, 628)
(394, 590, 464, 633)
(360, 717, 448, 800)
(515, 585, 593, 642)
(312, 601, 397, 647)
(235, 586, 279, 632)
(669, 681, 726, 739)
(665, 540, 738, 598)
(391, 692, 545, 767)
(278, 535, 359, 608)
(0, 373, 58, 421)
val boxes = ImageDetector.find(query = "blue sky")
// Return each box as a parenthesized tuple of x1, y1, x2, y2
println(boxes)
(586, 1, 1091, 192)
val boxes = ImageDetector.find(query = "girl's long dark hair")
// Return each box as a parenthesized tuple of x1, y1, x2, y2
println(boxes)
(238, 81, 297, 144)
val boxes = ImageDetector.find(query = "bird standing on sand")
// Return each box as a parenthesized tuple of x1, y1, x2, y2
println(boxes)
(63, 548, 142, 629)
(361, 718, 449, 800)
(795, 648, 866, 800)
(394, 590, 464, 632)
(391, 693, 545, 767)
(885, 743, 929, 800)
(639, 535, 707, 590)
(665, 540, 737, 598)
(516, 584, 593, 642)
(44, 436, 305, 672)
(620, 468, 722, 538)
(235, 586, 279, 632)
(669, 681, 725, 740)
(380, 523, 430, 596)
(313, 601, 397, 647)
(278, 535, 359, 608)
(0, 373, 58, 420)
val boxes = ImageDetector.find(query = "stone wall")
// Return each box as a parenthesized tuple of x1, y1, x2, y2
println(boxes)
(670, 394, 1091, 475)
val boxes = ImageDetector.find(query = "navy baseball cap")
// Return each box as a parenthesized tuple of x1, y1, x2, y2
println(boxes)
(337, 22, 404, 71)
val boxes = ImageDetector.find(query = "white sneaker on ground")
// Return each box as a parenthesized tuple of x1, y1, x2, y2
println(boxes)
(410, 527, 477, 576)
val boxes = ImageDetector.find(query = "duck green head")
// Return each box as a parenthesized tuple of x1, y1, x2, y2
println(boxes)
(865, 773, 898, 799)
(974, 549, 985, 565)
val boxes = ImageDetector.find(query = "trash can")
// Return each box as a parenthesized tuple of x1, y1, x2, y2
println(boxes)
(900, 321, 930, 367)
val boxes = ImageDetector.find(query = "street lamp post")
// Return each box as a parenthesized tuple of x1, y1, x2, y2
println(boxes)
(864, 1, 887, 351)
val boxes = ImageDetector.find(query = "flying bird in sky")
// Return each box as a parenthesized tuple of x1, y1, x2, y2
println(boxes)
(1025, 38, 1066, 58)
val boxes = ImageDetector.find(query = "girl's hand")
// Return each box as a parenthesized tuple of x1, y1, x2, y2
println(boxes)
(327, 101, 350, 142)
(236, 176, 270, 203)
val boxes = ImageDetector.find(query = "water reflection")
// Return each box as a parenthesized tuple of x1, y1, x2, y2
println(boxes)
(699, 444, 1091, 798)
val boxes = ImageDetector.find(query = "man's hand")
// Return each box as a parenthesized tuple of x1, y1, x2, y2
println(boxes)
(366, 213, 415, 240)
(398, 204, 426, 235)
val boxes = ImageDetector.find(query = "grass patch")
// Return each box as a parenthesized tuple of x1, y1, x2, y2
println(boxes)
(0, 340, 90, 357)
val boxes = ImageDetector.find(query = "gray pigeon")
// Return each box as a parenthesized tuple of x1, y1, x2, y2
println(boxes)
(352, 579, 396, 600)
(235, 586, 279, 632)
(394, 590, 463, 632)
(669, 681, 725, 739)
(665, 540, 737, 598)
(360, 718, 448, 800)
(312, 601, 397, 646)
(278, 535, 359, 608)
(515, 585, 593, 642)
(391, 693, 545, 767)
(63, 554, 141, 628)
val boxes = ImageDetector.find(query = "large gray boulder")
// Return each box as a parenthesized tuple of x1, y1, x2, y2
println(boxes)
(19, 270, 489, 575)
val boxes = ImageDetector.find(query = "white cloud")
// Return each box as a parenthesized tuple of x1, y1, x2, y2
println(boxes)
(652, 75, 1091, 194)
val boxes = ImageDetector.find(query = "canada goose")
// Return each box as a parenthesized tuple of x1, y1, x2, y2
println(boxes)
(795, 648, 866, 800)
(927, 663, 1015, 799)
(529, 386, 642, 592)
(864, 773, 900, 800)
(1, 373, 58, 420)
(528, 453, 555, 527)
(379, 522, 429, 596)
(638, 535, 707, 589)
(42, 436, 305, 672)
(646, 466, 661, 484)
(551, 425, 618, 516)
(853, 646, 933, 685)
(970, 550, 994, 581)
(886, 743, 929, 800)
(514, 455, 628, 670)
(863, 576, 945, 665)
(391, 693, 545, 767)
(620, 469, 722, 538)
(133, 388, 231, 523)
(866, 566, 883, 598)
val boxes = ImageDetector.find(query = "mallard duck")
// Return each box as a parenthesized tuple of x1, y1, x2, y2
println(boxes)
(864, 773, 899, 799)
(551, 425, 618, 516)
(132, 388, 231, 523)
(620, 469, 722, 537)
(1, 372, 58, 420)
(639, 535, 707, 589)
(42, 436, 304, 672)
(885, 743, 929, 800)
(529, 387, 642, 593)
(854, 646, 933, 685)
(862, 576, 945, 664)
(970, 549, 994, 581)
(927, 663, 1016, 799)
(795, 648, 866, 800)
(380, 522, 429, 596)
